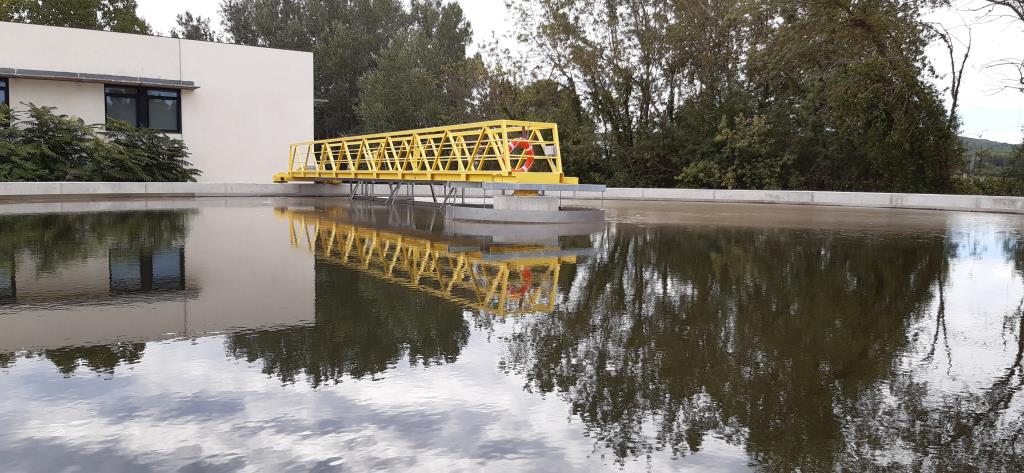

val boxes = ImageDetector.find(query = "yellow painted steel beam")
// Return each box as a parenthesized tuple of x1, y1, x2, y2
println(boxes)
(273, 120, 579, 185)
(282, 211, 573, 317)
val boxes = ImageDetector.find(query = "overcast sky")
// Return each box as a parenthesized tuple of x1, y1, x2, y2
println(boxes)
(136, 0, 1024, 144)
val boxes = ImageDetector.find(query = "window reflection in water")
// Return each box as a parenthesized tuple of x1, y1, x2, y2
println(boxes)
(0, 210, 193, 376)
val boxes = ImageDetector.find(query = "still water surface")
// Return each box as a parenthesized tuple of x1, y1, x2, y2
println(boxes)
(1, 199, 1022, 472)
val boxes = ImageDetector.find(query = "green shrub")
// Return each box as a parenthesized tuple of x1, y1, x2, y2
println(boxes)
(0, 104, 200, 182)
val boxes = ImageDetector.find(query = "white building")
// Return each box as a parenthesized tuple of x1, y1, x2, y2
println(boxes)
(0, 22, 313, 183)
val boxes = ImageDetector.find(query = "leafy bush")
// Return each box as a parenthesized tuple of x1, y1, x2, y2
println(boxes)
(0, 104, 200, 182)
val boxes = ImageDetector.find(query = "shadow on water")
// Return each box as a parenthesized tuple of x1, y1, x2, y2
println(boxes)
(501, 221, 1024, 471)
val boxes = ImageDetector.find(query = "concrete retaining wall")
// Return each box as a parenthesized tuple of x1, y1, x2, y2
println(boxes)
(0, 182, 350, 199)
(4, 182, 1024, 215)
(556, 188, 1024, 215)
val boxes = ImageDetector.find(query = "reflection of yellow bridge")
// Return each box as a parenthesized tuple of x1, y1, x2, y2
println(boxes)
(272, 120, 578, 185)
(283, 211, 574, 316)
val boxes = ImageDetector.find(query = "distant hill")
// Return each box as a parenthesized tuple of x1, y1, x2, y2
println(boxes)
(961, 136, 1016, 154)
(961, 137, 1018, 176)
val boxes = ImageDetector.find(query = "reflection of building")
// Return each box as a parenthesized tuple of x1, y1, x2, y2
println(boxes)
(4, 247, 189, 306)
(0, 207, 317, 354)
(0, 258, 13, 302)
(281, 207, 589, 316)
(110, 248, 186, 293)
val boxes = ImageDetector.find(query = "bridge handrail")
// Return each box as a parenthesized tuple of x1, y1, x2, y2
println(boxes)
(274, 120, 578, 185)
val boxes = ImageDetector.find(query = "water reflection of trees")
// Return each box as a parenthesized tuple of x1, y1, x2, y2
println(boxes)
(43, 343, 148, 376)
(504, 224, 1024, 470)
(227, 261, 469, 386)
(0, 211, 190, 273)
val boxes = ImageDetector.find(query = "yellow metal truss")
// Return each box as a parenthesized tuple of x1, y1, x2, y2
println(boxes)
(283, 211, 573, 316)
(273, 120, 578, 185)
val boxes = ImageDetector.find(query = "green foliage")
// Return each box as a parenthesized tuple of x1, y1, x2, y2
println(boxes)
(356, 0, 481, 131)
(0, 104, 199, 182)
(476, 57, 603, 183)
(678, 115, 794, 189)
(512, 0, 964, 192)
(219, 0, 476, 137)
(170, 10, 220, 42)
(91, 121, 201, 182)
(1, 0, 150, 33)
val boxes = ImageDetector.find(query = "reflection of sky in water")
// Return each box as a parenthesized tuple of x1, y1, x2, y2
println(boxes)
(0, 326, 750, 472)
(900, 214, 1024, 396)
(1, 202, 1024, 471)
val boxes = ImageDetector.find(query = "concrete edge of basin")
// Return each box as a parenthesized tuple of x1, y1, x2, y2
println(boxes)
(0, 182, 351, 200)
(3, 182, 1024, 216)
(562, 188, 1024, 215)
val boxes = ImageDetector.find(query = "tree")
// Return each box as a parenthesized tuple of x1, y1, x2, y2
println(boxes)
(476, 63, 602, 182)
(0, 0, 150, 33)
(512, 0, 963, 192)
(980, 0, 1024, 92)
(170, 10, 220, 42)
(356, 0, 481, 131)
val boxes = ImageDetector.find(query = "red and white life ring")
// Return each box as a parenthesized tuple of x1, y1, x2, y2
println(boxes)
(508, 268, 533, 297)
(508, 138, 535, 172)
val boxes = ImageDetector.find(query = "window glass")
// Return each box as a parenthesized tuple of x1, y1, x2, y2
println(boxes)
(105, 86, 136, 95)
(106, 95, 137, 126)
(0, 79, 7, 106)
(148, 97, 179, 131)
(147, 89, 178, 98)
(0, 263, 13, 302)
(104, 86, 181, 131)
(151, 249, 184, 290)
(109, 248, 185, 292)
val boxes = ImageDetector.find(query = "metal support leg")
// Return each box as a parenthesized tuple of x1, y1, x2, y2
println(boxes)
(386, 183, 401, 206)
(439, 187, 458, 211)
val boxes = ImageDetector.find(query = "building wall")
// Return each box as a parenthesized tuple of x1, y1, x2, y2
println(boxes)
(8, 79, 106, 125)
(0, 22, 313, 183)
(177, 40, 314, 183)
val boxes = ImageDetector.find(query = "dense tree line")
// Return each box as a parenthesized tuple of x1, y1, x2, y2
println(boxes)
(3, 0, 1024, 193)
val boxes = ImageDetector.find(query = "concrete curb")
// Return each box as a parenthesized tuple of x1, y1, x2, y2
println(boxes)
(556, 188, 1024, 215)
(0, 182, 351, 199)
(3, 182, 1024, 215)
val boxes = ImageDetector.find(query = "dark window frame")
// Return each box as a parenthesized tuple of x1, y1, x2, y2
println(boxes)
(104, 85, 182, 133)
(0, 78, 8, 107)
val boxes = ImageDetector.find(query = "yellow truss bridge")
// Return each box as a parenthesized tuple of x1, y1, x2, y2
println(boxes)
(273, 120, 578, 185)
(281, 209, 576, 316)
